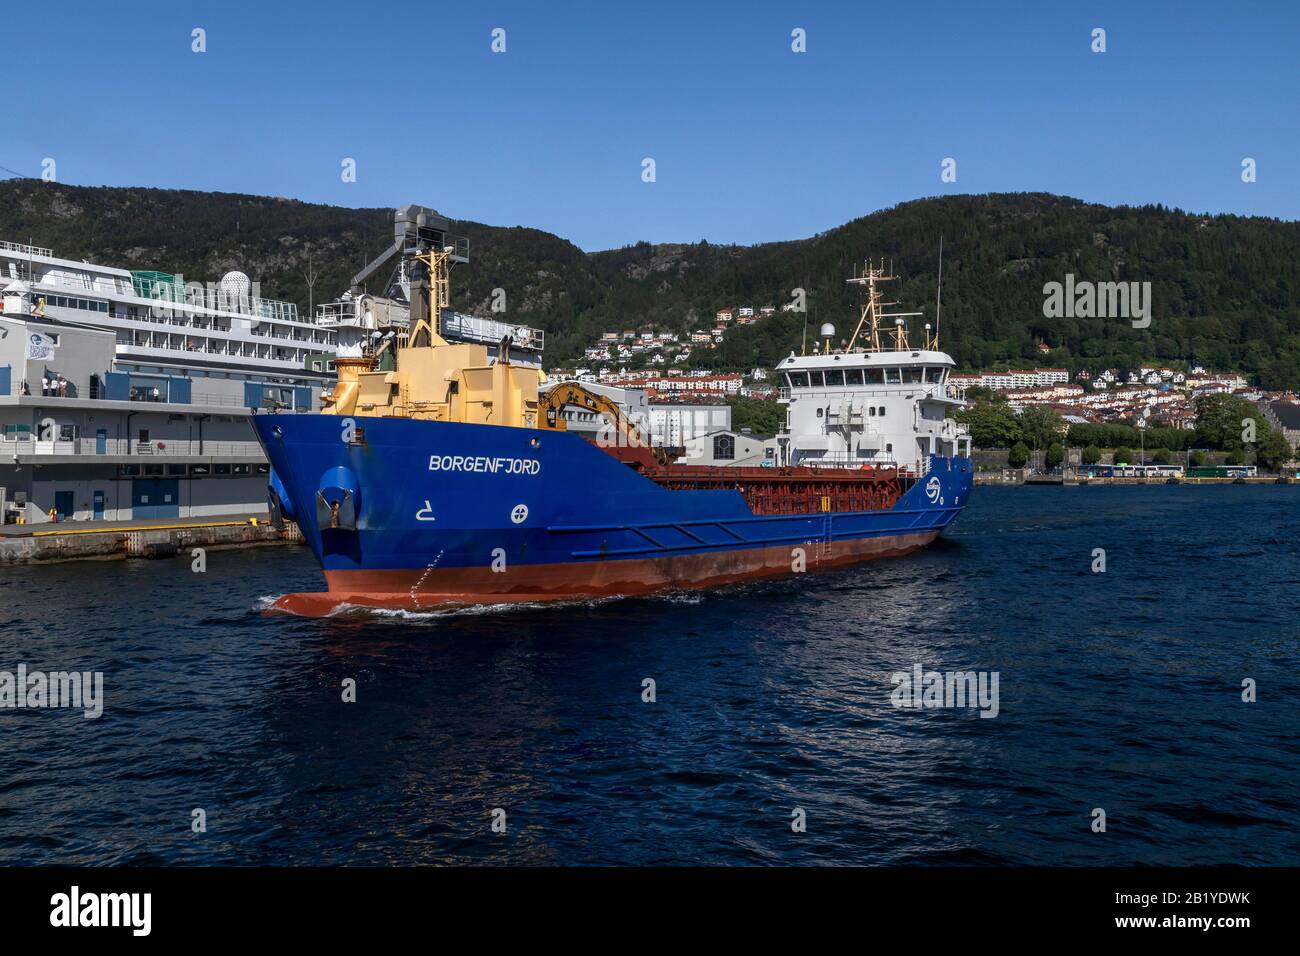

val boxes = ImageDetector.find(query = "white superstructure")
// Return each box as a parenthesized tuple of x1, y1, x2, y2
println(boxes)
(775, 260, 971, 473)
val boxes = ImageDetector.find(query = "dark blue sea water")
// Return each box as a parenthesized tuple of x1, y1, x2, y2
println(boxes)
(2, 486, 1297, 865)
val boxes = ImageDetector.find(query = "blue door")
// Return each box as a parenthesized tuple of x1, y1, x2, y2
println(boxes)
(131, 479, 180, 520)
(92, 490, 105, 520)
(95, 428, 107, 454)
(54, 491, 74, 520)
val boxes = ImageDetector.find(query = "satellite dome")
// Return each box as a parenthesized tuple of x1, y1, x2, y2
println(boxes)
(819, 322, 835, 338)
(220, 271, 252, 301)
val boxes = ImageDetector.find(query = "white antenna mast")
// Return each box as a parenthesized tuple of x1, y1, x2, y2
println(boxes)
(934, 235, 944, 349)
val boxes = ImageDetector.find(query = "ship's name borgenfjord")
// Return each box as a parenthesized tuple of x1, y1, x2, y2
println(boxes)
(428, 454, 541, 475)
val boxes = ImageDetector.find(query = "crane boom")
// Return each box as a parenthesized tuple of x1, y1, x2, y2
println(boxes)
(538, 382, 671, 464)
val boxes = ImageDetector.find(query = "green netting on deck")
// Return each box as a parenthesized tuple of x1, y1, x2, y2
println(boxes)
(130, 270, 186, 303)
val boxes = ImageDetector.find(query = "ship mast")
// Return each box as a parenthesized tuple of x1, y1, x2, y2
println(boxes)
(844, 260, 923, 352)
(408, 244, 454, 350)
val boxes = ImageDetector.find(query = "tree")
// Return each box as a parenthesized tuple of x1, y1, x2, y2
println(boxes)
(1082, 444, 1101, 464)
(955, 403, 1021, 449)
(1194, 394, 1266, 451)
(1045, 443, 1064, 469)
(1225, 448, 1245, 465)
(1152, 448, 1172, 465)
(1256, 429, 1295, 471)
(1113, 446, 1132, 465)
(1188, 450, 1207, 466)
(726, 395, 784, 436)
(1018, 406, 1066, 451)
(1008, 442, 1030, 468)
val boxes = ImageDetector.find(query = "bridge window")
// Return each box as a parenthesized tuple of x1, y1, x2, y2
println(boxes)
(902, 367, 923, 383)
(713, 434, 735, 460)
(925, 367, 946, 383)
(884, 368, 901, 384)
(787, 371, 809, 388)
(845, 369, 864, 386)
(865, 368, 884, 385)
(825, 369, 845, 387)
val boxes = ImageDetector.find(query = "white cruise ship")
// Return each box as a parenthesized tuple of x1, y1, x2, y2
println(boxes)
(0, 239, 333, 525)
(0, 238, 336, 388)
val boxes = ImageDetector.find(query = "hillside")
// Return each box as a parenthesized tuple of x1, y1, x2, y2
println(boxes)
(2, 180, 1298, 387)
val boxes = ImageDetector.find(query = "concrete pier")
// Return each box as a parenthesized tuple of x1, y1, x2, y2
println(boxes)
(0, 513, 302, 564)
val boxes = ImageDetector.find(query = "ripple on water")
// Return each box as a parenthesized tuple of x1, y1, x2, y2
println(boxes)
(0, 487, 1296, 865)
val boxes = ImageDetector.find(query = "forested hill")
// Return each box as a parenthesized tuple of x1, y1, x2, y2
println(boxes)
(3, 180, 1299, 387)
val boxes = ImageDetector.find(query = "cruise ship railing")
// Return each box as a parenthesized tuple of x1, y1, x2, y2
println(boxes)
(3, 438, 265, 458)
(189, 392, 255, 408)
(0, 239, 53, 258)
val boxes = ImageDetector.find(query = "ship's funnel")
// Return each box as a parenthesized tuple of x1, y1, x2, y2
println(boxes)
(322, 356, 376, 416)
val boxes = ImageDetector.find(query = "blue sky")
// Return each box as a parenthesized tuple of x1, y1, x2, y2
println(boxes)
(7, 0, 1297, 249)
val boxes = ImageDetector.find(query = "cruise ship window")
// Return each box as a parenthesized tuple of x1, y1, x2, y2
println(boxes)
(885, 368, 901, 384)
(845, 369, 864, 386)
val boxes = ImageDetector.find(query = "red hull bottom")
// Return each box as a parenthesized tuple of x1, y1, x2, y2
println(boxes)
(269, 530, 941, 617)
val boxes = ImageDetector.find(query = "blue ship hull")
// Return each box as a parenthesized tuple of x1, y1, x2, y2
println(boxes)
(252, 413, 973, 614)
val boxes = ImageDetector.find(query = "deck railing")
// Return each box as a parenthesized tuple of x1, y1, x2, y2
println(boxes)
(3, 438, 265, 458)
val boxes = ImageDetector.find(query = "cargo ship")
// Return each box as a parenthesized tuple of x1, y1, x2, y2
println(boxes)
(254, 208, 973, 615)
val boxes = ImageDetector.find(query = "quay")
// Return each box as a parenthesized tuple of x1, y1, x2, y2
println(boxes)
(974, 472, 1293, 486)
(0, 513, 301, 564)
